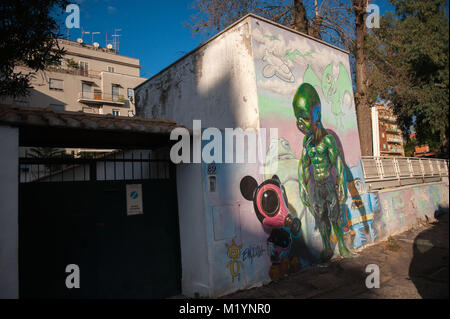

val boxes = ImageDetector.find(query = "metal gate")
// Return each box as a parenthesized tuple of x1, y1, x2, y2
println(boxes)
(18, 151, 181, 299)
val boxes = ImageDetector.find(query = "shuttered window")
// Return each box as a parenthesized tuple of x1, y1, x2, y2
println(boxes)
(49, 78, 63, 90)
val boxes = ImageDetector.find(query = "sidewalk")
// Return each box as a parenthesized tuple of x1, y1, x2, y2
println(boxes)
(223, 210, 449, 299)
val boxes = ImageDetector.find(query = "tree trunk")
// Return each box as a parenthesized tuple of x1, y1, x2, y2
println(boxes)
(309, 0, 321, 38)
(292, 0, 309, 34)
(353, 0, 373, 156)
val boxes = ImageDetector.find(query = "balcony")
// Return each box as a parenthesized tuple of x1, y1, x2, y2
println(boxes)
(47, 66, 101, 79)
(381, 150, 404, 155)
(77, 92, 127, 106)
(387, 137, 403, 144)
(385, 126, 399, 133)
(379, 115, 397, 123)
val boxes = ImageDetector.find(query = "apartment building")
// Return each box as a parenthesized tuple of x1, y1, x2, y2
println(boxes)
(2, 39, 146, 117)
(371, 103, 405, 157)
(409, 133, 436, 157)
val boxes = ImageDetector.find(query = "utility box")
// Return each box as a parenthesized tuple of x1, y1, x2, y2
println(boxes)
(135, 14, 370, 297)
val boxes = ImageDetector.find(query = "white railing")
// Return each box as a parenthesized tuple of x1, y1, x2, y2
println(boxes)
(361, 156, 448, 190)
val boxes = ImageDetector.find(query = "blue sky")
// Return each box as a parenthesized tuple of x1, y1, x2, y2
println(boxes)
(61, 0, 396, 79)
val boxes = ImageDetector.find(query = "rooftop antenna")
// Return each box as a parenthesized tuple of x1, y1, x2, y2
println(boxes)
(81, 28, 90, 42)
(91, 31, 100, 44)
(112, 28, 122, 52)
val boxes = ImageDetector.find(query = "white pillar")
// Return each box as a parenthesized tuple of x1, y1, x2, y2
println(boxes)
(0, 125, 19, 298)
(371, 106, 380, 157)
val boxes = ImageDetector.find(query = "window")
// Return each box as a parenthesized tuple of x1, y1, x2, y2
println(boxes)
(79, 61, 88, 76)
(82, 82, 93, 99)
(112, 84, 120, 101)
(127, 88, 134, 103)
(107, 66, 115, 73)
(381, 133, 385, 138)
(127, 88, 134, 98)
(49, 78, 63, 90)
(79, 61, 88, 70)
(94, 89, 102, 100)
(383, 144, 386, 149)
(49, 104, 64, 111)
(112, 109, 120, 116)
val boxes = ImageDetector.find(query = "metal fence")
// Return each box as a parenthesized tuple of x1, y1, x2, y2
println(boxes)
(361, 156, 449, 191)
(19, 150, 172, 183)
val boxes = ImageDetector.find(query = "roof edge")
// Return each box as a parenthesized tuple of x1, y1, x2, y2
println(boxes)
(135, 13, 349, 91)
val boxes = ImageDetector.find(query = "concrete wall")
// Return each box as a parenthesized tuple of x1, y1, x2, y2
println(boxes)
(135, 17, 259, 130)
(0, 125, 19, 298)
(176, 161, 211, 296)
(372, 182, 449, 241)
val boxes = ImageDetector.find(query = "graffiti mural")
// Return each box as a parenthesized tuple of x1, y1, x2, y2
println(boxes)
(293, 83, 353, 261)
(201, 18, 448, 293)
(240, 175, 301, 280)
(303, 62, 354, 128)
(241, 18, 371, 276)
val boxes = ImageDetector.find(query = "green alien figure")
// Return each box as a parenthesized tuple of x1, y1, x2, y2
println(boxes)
(292, 82, 352, 261)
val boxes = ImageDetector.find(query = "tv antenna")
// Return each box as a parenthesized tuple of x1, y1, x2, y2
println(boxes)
(91, 32, 100, 44)
(112, 29, 122, 52)
(81, 28, 90, 42)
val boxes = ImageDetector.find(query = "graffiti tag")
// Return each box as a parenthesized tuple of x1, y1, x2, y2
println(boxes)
(241, 244, 266, 264)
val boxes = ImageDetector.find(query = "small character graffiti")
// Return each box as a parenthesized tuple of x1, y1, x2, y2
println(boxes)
(240, 175, 301, 280)
(262, 49, 295, 83)
(225, 238, 244, 283)
(303, 62, 354, 128)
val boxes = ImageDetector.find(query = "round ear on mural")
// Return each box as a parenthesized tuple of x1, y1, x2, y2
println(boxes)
(240, 175, 258, 201)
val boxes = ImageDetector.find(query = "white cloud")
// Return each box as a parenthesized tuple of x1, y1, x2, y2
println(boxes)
(107, 6, 117, 14)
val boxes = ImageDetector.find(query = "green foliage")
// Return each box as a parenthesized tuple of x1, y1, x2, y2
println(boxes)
(403, 138, 417, 157)
(367, 0, 449, 156)
(386, 236, 401, 251)
(65, 58, 79, 69)
(0, 0, 68, 98)
(27, 147, 69, 172)
(28, 147, 65, 159)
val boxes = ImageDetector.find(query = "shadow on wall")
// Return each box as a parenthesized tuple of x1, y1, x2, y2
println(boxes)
(328, 129, 374, 249)
(408, 206, 449, 299)
(8, 88, 67, 110)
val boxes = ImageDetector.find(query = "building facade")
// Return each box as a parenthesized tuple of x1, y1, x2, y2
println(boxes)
(1, 39, 146, 117)
(371, 103, 405, 157)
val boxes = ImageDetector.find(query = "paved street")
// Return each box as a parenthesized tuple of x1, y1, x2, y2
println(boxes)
(223, 210, 449, 299)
